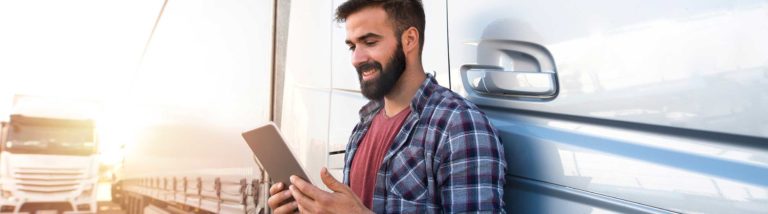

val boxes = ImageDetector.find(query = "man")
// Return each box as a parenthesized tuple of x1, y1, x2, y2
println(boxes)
(268, 0, 506, 213)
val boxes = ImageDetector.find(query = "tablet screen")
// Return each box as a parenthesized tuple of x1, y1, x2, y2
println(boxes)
(242, 122, 311, 185)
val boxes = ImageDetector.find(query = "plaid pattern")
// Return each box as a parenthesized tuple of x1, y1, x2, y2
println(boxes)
(343, 74, 506, 213)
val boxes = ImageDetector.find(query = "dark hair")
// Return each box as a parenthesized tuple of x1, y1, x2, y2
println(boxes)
(335, 0, 426, 56)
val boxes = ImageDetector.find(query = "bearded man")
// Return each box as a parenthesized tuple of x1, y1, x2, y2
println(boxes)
(268, 0, 506, 213)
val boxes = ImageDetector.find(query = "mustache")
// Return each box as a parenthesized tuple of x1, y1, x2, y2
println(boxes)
(356, 61, 383, 75)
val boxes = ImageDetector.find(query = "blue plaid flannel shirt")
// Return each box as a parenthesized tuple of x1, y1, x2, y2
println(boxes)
(342, 74, 507, 213)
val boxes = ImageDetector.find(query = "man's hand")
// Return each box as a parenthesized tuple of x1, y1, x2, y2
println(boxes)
(268, 181, 299, 214)
(289, 167, 372, 214)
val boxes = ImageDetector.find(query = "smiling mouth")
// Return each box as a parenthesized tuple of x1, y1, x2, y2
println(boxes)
(361, 69, 378, 79)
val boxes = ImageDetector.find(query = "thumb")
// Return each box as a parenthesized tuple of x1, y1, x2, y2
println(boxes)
(320, 167, 347, 193)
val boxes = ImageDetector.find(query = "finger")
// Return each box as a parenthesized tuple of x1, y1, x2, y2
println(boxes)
(320, 167, 348, 193)
(267, 190, 293, 210)
(290, 175, 328, 200)
(272, 201, 298, 214)
(270, 182, 285, 195)
(290, 184, 315, 213)
(296, 201, 308, 214)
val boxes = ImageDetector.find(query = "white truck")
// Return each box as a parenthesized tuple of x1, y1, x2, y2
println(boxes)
(114, 0, 768, 213)
(0, 96, 100, 213)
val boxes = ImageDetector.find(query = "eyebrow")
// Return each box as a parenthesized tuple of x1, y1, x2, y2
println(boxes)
(345, 33, 383, 46)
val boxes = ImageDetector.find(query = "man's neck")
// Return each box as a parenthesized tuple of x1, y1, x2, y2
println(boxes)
(382, 66, 426, 117)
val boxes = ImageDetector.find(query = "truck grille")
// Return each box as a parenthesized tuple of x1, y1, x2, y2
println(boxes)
(13, 167, 87, 193)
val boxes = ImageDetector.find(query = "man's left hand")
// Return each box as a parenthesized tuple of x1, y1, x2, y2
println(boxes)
(289, 167, 372, 214)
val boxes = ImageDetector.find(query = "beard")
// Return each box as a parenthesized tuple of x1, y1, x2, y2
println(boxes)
(356, 43, 406, 100)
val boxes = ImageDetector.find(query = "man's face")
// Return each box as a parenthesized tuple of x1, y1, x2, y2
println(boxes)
(345, 7, 406, 100)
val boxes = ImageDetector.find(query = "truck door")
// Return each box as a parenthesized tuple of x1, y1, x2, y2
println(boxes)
(447, 0, 768, 213)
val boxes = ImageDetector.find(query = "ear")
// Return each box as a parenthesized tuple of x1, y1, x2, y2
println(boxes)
(400, 27, 420, 55)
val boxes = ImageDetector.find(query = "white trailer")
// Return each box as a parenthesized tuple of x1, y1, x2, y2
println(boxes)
(111, 0, 276, 213)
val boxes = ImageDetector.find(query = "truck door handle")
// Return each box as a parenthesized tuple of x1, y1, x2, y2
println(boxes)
(461, 64, 557, 96)
(459, 40, 559, 100)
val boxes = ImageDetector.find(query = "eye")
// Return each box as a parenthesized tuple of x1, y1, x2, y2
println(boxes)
(364, 41, 377, 46)
(348, 45, 356, 51)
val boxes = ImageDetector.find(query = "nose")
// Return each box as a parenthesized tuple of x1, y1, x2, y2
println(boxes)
(351, 48, 369, 68)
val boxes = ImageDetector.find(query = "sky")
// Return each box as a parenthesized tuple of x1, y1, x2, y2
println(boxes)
(0, 0, 275, 175)
(0, 0, 162, 165)
(0, 0, 160, 109)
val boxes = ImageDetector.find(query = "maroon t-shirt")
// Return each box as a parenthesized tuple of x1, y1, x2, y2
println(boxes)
(349, 108, 411, 208)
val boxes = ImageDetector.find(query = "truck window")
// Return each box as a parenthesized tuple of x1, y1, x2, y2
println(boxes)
(5, 124, 95, 156)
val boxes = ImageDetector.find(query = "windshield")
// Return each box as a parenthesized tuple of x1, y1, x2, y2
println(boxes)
(5, 124, 96, 156)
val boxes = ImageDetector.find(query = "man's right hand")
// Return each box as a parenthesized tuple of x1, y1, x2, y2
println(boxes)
(268, 182, 298, 214)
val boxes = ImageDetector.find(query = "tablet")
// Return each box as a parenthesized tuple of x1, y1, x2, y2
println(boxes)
(242, 122, 311, 185)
